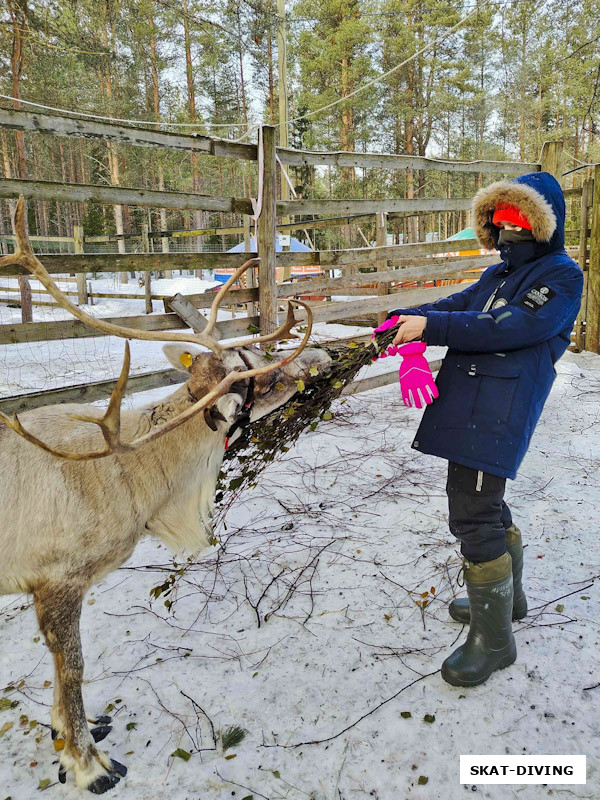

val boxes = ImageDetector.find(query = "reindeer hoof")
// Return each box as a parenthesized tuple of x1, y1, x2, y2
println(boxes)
(88, 773, 121, 795)
(58, 765, 67, 784)
(87, 761, 127, 795)
(91, 725, 112, 743)
(89, 715, 112, 726)
(110, 760, 127, 778)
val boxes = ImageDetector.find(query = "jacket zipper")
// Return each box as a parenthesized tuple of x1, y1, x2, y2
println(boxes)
(482, 280, 506, 313)
(466, 280, 509, 375)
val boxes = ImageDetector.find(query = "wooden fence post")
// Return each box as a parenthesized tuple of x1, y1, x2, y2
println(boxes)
(540, 141, 565, 181)
(574, 179, 591, 351)
(586, 167, 600, 354)
(74, 225, 88, 305)
(18, 275, 32, 323)
(162, 226, 173, 280)
(142, 223, 153, 314)
(257, 125, 278, 335)
(376, 211, 389, 325)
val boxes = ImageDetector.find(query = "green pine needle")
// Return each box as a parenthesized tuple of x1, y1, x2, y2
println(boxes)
(220, 725, 247, 751)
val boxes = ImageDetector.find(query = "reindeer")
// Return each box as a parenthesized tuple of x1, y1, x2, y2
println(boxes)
(0, 198, 331, 794)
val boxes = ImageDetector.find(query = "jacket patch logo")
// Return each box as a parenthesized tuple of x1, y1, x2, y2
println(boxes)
(519, 284, 556, 313)
(492, 298, 508, 309)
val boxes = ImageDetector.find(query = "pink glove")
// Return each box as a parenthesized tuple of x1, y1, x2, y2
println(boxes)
(396, 342, 439, 409)
(371, 316, 399, 360)
(372, 315, 399, 336)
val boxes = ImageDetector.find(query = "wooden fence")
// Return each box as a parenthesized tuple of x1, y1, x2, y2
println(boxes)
(0, 106, 596, 413)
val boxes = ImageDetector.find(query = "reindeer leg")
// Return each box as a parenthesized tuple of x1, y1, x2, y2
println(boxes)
(34, 585, 127, 793)
(50, 665, 111, 746)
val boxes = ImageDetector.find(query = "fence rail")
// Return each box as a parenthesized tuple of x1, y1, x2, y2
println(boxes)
(1, 108, 541, 174)
(1, 107, 597, 418)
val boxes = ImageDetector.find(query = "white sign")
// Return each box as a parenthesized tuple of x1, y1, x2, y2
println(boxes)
(460, 755, 586, 785)
(278, 234, 291, 247)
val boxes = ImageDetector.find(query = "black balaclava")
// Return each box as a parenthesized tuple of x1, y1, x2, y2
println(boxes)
(494, 224, 539, 269)
(497, 227, 536, 245)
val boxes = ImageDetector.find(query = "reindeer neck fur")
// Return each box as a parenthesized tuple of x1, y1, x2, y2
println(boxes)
(122, 382, 231, 555)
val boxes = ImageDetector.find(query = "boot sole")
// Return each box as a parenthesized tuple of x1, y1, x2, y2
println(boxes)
(441, 649, 517, 688)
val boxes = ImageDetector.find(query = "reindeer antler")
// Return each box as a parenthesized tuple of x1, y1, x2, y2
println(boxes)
(0, 198, 313, 460)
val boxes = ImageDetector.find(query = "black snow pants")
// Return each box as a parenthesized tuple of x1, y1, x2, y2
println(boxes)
(446, 462, 513, 564)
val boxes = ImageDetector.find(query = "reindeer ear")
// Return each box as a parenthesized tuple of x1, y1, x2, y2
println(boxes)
(162, 344, 202, 373)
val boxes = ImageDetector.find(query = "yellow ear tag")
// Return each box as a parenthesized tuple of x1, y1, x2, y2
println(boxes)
(179, 352, 193, 369)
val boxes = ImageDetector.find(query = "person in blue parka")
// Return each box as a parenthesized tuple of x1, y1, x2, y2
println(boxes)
(385, 171, 583, 688)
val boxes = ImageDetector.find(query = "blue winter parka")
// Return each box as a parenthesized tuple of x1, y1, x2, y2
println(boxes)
(389, 172, 583, 479)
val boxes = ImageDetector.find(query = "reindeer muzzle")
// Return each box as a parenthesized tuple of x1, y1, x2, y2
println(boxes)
(224, 350, 256, 450)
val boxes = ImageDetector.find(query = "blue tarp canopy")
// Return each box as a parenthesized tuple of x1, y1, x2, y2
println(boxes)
(446, 227, 477, 241)
(213, 235, 317, 283)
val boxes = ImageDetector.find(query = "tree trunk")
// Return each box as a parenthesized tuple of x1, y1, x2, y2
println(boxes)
(7, 0, 32, 321)
(182, 0, 205, 251)
(340, 56, 355, 185)
(101, 1, 127, 280)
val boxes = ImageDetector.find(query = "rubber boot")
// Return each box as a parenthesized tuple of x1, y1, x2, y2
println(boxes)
(441, 552, 517, 687)
(449, 525, 528, 623)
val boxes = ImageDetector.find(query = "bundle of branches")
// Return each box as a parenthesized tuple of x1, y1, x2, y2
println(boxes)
(216, 325, 398, 516)
(150, 327, 398, 605)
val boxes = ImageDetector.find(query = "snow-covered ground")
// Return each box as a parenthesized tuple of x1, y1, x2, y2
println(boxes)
(0, 330, 598, 799)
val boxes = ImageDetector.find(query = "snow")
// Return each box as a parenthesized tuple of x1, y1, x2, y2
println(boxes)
(0, 332, 598, 799)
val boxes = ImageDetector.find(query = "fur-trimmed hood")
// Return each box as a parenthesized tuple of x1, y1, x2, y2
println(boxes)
(473, 171, 565, 253)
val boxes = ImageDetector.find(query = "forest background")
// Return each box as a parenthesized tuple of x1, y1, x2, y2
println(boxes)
(1, 0, 599, 249)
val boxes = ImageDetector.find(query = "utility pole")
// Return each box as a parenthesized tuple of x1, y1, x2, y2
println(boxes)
(277, 0, 291, 280)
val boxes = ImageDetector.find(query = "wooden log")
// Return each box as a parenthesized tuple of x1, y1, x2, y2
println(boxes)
(586, 167, 600, 353)
(0, 311, 259, 345)
(167, 292, 223, 338)
(277, 147, 539, 175)
(181, 287, 258, 307)
(277, 197, 473, 217)
(304, 284, 469, 325)
(0, 109, 257, 162)
(0, 234, 74, 244)
(0, 178, 253, 215)
(317, 239, 483, 268)
(257, 126, 278, 335)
